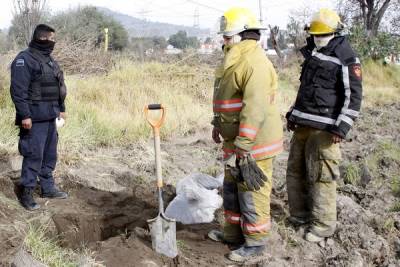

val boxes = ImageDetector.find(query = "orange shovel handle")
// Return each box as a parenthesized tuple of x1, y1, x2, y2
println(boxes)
(144, 104, 166, 134)
(144, 104, 166, 189)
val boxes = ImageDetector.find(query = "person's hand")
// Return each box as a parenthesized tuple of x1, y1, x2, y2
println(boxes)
(212, 127, 222, 144)
(59, 112, 66, 120)
(287, 120, 297, 132)
(21, 118, 32, 129)
(332, 134, 343, 144)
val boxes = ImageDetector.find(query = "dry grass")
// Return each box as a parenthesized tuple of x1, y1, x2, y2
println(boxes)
(362, 60, 400, 106)
(0, 58, 214, 155)
(53, 36, 114, 75)
(276, 61, 301, 114)
(0, 55, 399, 157)
(57, 60, 213, 154)
(24, 221, 103, 267)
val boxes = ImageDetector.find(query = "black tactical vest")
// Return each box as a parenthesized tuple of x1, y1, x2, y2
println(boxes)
(27, 48, 65, 102)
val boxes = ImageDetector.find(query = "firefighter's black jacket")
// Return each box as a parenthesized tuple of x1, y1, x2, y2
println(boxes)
(287, 35, 363, 138)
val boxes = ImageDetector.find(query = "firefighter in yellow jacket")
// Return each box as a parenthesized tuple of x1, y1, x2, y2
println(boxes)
(207, 7, 283, 262)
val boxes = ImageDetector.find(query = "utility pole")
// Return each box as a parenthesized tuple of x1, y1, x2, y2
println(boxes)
(258, 0, 268, 50)
(104, 28, 109, 52)
(193, 7, 200, 28)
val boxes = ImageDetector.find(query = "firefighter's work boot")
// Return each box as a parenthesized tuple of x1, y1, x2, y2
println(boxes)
(227, 245, 265, 262)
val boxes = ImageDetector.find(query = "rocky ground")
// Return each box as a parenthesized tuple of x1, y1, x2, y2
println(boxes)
(0, 104, 399, 266)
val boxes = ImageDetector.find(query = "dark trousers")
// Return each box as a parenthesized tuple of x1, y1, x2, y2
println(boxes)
(18, 120, 58, 192)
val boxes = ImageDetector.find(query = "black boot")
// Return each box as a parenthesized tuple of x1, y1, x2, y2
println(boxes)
(20, 187, 40, 211)
(41, 188, 68, 199)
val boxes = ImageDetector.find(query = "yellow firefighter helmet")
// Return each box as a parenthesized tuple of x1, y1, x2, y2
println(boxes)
(308, 8, 343, 35)
(219, 7, 265, 36)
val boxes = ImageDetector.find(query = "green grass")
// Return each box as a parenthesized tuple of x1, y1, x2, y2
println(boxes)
(391, 176, 400, 197)
(176, 239, 187, 250)
(24, 222, 102, 267)
(199, 165, 222, 177)
(276, 219, 299, 248)
(343, 163, 361, 185)
(389, 202, 400, 212)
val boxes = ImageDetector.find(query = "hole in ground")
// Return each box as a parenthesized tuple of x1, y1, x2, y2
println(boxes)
(51, 182, 176, 249)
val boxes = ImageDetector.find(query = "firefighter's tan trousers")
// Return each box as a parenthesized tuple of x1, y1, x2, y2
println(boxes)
(286, 127, 341, 237)
(223, 158, 273, 247)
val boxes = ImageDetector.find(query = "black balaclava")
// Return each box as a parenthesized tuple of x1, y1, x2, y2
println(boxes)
(29, 39, 55, 56)
(239, 30, 261, 41)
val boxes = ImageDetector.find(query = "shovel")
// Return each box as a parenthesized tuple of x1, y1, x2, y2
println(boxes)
(145, 104, 178, 258)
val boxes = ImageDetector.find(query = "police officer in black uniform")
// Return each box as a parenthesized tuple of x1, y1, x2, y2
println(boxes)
(10, 24, 68, 211)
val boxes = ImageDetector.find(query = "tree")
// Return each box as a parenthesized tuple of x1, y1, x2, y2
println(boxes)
(269, 25, 283, 58)
(204, 37, 212, 44)
(286, 5, 314, 54)
(349, 23, 399, 60)
(49, 6, 128, 50)
(337, 0, 396, 37)
(152, 36, 168, 50)
(168, 30, 199, 49)
(278, 31, 288, 50)
(337, 0, 399, 60)
(287, 16, 307, 53)
(0, 30, 9, 53)
(9, 0, 48, 46)
(388, 0, 400, 34)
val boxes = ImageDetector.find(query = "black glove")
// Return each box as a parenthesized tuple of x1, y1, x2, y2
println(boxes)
(287, 120, 297, 132)
(238, 154, 268, 191)
(229, 165, 242, 181)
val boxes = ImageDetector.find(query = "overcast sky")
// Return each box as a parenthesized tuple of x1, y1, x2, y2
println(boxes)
(0, 0, 337, 30)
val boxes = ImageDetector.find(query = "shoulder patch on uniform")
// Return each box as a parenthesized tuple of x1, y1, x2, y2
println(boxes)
(352, 64, 362, 80)
(16, 59, 25, 67)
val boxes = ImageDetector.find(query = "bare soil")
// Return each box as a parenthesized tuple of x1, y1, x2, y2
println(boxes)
(0, 105, 399, 266)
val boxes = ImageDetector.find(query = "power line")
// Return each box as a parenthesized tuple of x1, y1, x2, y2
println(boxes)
(186, 0, 223, 12)
(137, 0, 187, 14)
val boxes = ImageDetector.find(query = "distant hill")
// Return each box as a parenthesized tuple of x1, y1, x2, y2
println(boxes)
(98, 7, 210, 39)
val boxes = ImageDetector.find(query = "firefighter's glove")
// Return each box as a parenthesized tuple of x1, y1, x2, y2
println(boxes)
(238, 154, 267, 191)
(229, 165, 243, 181)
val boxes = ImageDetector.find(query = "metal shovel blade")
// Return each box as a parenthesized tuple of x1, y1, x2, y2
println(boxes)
(147, 213, 178, 258)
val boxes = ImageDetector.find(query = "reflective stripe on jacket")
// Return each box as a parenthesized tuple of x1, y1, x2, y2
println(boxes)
(212, 40, 283, 160)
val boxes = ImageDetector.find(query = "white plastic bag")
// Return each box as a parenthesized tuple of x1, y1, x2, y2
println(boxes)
(176, 173, 223, 193)
(165, 173, 223, 224)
